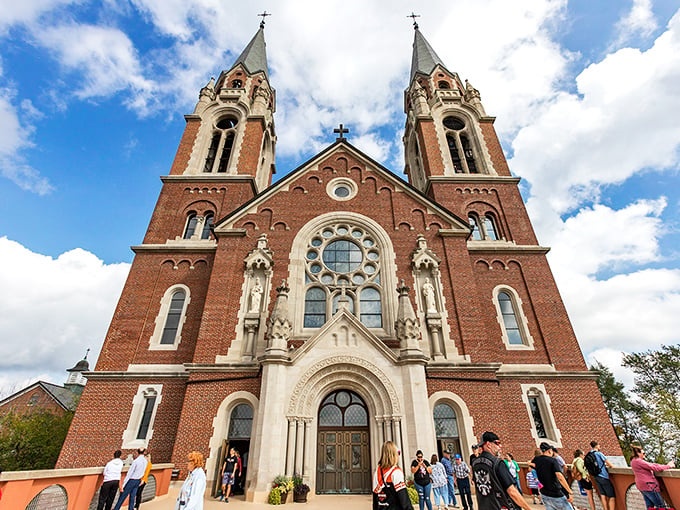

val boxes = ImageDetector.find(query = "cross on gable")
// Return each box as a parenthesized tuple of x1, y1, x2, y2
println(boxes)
(334, 124, 349, 141)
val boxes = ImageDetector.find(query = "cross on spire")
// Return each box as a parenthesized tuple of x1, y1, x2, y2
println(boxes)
(85, 348, 90, 359)
(258, 11, 271, 28)
(407, 12, 420, 29)
(334, 123, 349, 141)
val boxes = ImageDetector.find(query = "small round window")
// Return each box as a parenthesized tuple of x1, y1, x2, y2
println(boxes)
(327, 178, 357, 201)
(443, 117, 465, 130)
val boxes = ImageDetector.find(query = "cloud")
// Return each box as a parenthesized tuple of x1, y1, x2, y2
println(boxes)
(513, 10, 680, 218)
(0, 0, 77, 32)
(613, 0, 658, 47)
(0, 237, 130, 386)
(35, 23, 158, 115)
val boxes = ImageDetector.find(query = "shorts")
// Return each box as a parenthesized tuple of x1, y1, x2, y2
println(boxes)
(593, 476, 615, 498)
(530, 488, 539, 495)
(222, 472, 235, 486)
(578, 478, 593, 491)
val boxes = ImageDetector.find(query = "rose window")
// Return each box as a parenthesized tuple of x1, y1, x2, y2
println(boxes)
(304, 225, 382, 328)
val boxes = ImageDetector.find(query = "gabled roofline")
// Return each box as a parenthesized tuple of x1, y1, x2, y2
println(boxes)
(213, 139, 471, 234)
(0, 381, 71, 411)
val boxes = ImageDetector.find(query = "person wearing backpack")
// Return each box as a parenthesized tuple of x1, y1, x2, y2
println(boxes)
(373, 441, 414, 510)
(585, 441, 615, 510)
(470, 431, 532, 510)
(572, 449, 595, 510)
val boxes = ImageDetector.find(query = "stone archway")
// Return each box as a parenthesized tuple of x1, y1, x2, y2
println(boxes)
(284, 356, 404, 492)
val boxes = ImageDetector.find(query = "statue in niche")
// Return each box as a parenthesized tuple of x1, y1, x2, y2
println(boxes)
(249, 277, 263, 313)
(422, 277, 437, 313)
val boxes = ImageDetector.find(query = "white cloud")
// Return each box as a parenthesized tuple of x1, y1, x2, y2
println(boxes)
(0, 237, 130, 385)
(613, 0, 658, 47)
(0, 0, 77, 32)
(35, 23, 157, 115)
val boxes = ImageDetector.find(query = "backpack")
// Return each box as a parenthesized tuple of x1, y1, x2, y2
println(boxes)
(583, 451, 601, 477)
(374, 466, 397, 508)
(471, 454, 519, 510)
(570, 462, 582, 481)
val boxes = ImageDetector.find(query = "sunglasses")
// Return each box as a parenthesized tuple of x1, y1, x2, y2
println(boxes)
(490, 440, 501, 446)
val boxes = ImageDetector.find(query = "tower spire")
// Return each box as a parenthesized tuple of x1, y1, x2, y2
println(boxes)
(410, 25, 447, 82)
(229, 22, 270, 78)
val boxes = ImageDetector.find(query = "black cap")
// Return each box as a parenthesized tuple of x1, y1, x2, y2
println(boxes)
(477, 431, 500, 447)
(540, 442, 553, 452)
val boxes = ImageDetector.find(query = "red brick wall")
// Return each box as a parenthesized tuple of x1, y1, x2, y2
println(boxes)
(0, 386, 67, 417)
(169, 117, 200, 176)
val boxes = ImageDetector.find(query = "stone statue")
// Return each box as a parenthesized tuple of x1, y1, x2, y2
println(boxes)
(422, 277, 437, 313)
(249, 277, 263, 313)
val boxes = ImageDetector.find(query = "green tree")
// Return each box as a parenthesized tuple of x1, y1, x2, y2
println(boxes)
(590, 361, 643, 460)
(623, 345, 680, 462)
(0, 410, 73, 470)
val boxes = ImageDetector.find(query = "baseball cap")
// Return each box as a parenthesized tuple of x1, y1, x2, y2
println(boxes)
(539, 442, 553, 452)
(477, 431, 501, 447)
(454, 454, 461, 459)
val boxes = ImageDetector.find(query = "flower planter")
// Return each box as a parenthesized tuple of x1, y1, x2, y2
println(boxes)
(293, 491, 309, 503)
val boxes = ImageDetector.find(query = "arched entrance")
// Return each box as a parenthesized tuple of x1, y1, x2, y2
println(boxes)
(434, 402, 461, 457)
(316, 389, 371, 494)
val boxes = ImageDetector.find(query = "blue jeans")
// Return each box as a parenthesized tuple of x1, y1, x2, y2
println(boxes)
(113, 478, 141, 510)
(433, 486, 450, 506)
(415, 482, 433, 510)
(446, 474, 458, 505)
(641, 490, 664, 509)
(541, 494, 573, 510)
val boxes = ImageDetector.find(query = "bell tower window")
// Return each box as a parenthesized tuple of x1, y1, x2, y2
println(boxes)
(204, 116, 239, 174)
(183, 213, 198, 239)
(231, 79, 243, 88)
(443, 116, 480, 175)
(468, 215, 482, 240)
(201, 213, 214, 239)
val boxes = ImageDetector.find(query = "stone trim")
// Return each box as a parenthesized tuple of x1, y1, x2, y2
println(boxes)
(148, 284, 191, 351)
(131, 244, 217, 253)
(467, 244, 550, 254)
(520, 383, 562, 448)
(492, 285, 535, 350)
(429, 391, 477, 462)
(122, 384, 163, 450)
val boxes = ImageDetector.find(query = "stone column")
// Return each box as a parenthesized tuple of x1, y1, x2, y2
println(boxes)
(286, 419, 296, 476)
(303, 419, 314, 480)
(295, 420, 305, 476)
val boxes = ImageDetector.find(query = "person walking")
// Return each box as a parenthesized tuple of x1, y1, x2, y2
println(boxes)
(98, 450, 124, 510)
(471, 431, 531, 510)
(526, 467, 541, 505)
(440, 451, 459, 508)
(113, 448, 148, 510)
(411, 450, 434, 510)
(220, 448, 238, 503)
(175, 451, 206, 510)
(630, 445, 675, 510)
(134, 450, 151, 509)
(453, 454, 473, 510)
(532, 442, 574, 510)
(503, 453, 522, 494)
(430, 454, 450, 510)
(372, 440, 413, 510)
(572, 450, 595, 510)
(585, 441, 615, 510)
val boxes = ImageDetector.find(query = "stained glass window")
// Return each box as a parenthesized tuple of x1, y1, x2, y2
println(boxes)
(228, 404, 253, 439)
(433, 403, 459, 438)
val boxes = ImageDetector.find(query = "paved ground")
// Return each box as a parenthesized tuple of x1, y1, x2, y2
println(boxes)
(142, 486, 548, 509)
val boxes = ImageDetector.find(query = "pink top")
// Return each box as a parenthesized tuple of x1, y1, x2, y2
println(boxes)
(631, 457, 671, 492)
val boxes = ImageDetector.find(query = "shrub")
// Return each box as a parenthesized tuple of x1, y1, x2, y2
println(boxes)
(407, 486, 419, 505)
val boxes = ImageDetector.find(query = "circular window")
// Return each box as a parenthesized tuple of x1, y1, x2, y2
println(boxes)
(337, 226, 348, 235)
(351, 229, 363, 238)
(307, 251, 318, 260)
(363, 239, 374, 248)
(323, 240, 363, 273)
(320, 274, 334, 284)
(310, 263, 322, 274)
(311, 238, 323, 247)
(326, 178, 358, 201)
(443, 117, 465, 130)
(216, 117, 238, 129)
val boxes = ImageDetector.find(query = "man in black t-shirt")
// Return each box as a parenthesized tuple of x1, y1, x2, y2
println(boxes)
(471, 431, 531, 510)
(532, 442, 574, 510)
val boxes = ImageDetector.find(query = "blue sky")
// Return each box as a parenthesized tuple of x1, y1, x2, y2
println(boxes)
(1, 0, 679, 393)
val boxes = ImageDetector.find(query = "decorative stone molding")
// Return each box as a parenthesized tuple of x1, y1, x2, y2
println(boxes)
(244, 233, 274, 271)
(395, 280, 424, 359)
(266, 279, 292, 353)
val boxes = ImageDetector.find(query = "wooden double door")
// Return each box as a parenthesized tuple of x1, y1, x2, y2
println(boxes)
(317, 429, 371, 494)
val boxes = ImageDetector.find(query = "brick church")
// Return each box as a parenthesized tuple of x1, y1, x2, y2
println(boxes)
(57, 22, 619, 502)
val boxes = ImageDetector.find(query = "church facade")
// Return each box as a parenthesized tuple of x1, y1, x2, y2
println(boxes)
(57, 24, 620, 502)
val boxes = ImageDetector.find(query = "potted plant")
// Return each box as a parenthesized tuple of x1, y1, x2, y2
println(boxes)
(292, 474, 310, 503)
(270, 475, 294, 504)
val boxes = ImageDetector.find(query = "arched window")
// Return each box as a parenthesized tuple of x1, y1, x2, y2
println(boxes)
(160, 290, 186, 345)
(433, 402, 461, 457)
(438, 81, 450, 89)
(201, 213, 214, 240)
(204, 116, 238, 174)
(497, 291, 522, 345)
(183, 213, 198, 239)
(483, 215, 498, 240)
(521, 384, 561, 445)
(468, 215, 482, 240)
(228, 404, 253, 439)
(442, 116, 482, 174)
(231, 79, 243, 88)
(527, 391, 548, 438)
(303, 224, 383, 328)
(318, 390, 368, 428)
(304, 287, 327, 327)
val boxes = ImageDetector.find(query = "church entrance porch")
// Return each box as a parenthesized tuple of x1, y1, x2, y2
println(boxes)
(316, 390, 371, 494)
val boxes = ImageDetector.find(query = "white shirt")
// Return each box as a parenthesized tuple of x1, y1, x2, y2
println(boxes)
(102, 458, 124, 482)
(123, 455, 148, 486)
(175, 467, 206, 510)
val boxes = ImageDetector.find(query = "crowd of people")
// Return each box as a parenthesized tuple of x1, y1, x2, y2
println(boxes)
(373, 433, 676, 510)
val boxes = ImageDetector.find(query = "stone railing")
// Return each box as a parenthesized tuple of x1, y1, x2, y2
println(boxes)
(518, 463, 680, 510)
(0, 463, 173, 510)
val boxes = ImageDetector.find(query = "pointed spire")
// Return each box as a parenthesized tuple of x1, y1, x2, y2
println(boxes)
(229, 25, 270, 79)
(410, 27, 447, 81)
